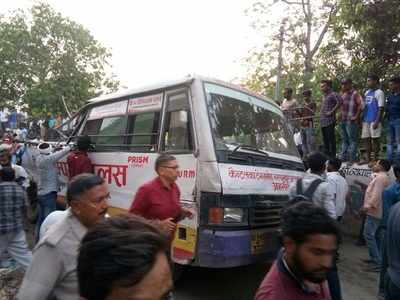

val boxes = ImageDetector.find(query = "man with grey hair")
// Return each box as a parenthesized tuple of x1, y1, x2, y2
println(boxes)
(130, 154, 192, 237)
(17, 174, 109, 300)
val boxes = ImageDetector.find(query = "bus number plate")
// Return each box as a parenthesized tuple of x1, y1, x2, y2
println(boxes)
(251, 232, 266, 255)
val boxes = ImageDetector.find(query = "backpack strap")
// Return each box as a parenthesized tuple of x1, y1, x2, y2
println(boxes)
(303, 179, 324, 200)
(296, 179, 303, 195)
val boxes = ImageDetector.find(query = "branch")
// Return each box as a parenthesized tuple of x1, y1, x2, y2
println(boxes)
(281, 0, 303, 5)
(310, 2, 338, 58)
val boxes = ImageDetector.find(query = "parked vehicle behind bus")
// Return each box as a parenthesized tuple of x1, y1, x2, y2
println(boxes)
(54, 75, 305, 268)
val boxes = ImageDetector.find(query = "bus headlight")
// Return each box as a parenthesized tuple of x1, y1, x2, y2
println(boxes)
(223, 208, 244, 223)
(208, 207, 246, 224)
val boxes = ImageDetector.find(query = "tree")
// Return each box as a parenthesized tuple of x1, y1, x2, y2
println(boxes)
(0, 3, 119, 116)
(332, 0, 400, 88)
(243, 0, 337, 100)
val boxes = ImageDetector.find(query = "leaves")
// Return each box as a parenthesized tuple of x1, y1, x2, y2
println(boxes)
(0, 2, 119, 116)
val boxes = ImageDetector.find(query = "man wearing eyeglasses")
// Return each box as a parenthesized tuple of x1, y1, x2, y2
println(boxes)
(17, 174, 109, 300)
(130, 154, 192, 236)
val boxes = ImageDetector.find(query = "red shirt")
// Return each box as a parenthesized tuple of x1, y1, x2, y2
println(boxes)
(129, 177, 182, 221)
(255, 252, 331, 300)
(67, 150, 94, 180)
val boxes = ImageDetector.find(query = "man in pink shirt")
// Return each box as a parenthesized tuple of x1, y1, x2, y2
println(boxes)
(255, 202, 340, 300)
(361, 159, 391, 272)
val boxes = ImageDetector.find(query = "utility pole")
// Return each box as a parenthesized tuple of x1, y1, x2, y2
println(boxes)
(274, 24, 285, 103)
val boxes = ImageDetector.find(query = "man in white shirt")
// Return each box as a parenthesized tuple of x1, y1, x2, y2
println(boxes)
(289, 152, 336, 219)
(327, 158, 349, 221)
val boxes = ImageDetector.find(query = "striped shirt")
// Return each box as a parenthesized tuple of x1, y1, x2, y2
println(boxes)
(320, 91, 342, 128)
(0, 181, 27, 234)
(341, 89, 363, 122)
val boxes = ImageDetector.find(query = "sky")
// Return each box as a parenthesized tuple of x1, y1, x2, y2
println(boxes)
(0, 0, 263, 89)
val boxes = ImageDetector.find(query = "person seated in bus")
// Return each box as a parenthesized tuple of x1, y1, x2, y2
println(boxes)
(129, 154, 192, 237)
(77, 214, 173, 300)
(67, 135, 94, 180)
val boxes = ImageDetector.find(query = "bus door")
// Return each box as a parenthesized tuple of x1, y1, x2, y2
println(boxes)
(161, 88, 198, 264)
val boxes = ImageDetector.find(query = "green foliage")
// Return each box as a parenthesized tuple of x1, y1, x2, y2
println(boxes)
(243, 0, 337, 102)
(331, 0, 400, 89)
(0, 3, 119, 116)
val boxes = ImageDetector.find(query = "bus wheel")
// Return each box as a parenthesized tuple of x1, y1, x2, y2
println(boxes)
(172, 263, 185, 283)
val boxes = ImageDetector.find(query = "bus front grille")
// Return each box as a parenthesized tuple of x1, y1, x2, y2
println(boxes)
(249, 195, 289, 228)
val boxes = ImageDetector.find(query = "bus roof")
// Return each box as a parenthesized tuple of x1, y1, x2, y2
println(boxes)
(87, 74, 279, 108)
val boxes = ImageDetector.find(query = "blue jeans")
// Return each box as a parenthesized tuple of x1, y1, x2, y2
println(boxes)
(386, 119, 400, 163)
(364, 215, 382, 265)
(35, 192, 57, 242)
(300, 127, 315, 157)
(0, 230, 33, 270)
(340, 121, 358, 162)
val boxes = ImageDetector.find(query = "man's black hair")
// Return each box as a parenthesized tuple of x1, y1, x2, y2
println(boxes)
(77, 135, 91, 151)
(0, 167, 15, 181)
(379, 159, 391, 172)
(389, 77, 400, 84)
(38, 143, 50, 150)
(78, 214, 168, 300)
(328, 158, 342, 172)
(307, 152, 327, 174)
(285, 87, 293, 95)
(281, 202, 341, 245)
(66, 173, 105, 204)
(367, 74, 380, 82)
(155, 153, 176, 172)
(320, 79, 333, 88)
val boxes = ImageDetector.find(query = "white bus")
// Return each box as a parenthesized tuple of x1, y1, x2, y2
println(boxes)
(56, 75, 305, 268)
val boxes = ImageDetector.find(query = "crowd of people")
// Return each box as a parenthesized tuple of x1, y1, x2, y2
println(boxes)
(0, 149, 397, 299)
(1, 77, 400, 299)
(0, 107, 72, 142)
(281, 76, 400, 166)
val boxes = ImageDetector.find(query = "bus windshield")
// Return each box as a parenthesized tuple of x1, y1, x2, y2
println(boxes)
(205, 83, 299, 158)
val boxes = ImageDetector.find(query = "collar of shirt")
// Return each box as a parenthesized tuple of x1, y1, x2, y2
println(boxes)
(155, 176, 176, 191)
(277, 249, 321, 295)
(66, 209, 88, 241)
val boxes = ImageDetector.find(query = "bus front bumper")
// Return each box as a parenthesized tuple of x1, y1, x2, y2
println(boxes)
(196, 227, 280, 268)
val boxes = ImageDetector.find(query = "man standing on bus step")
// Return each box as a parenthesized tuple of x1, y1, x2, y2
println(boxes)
(35, 142, 71, 241)
(129, 154, 193, 237)
(320, 80, 342, 159)
(360, 75, 385, 165)
(67, 135, 94, 180)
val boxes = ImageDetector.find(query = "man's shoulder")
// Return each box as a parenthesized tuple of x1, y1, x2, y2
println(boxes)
(255, 262, 290, 300)
(37, 214, 72, 249)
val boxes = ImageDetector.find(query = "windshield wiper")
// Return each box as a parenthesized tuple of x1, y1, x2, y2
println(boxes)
(231, 144, 269, 158)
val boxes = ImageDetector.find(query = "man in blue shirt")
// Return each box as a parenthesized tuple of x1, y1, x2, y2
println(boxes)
(361, 75, 385, 165)
(386, 77, 400, 164)
(379, 164, 400, 297)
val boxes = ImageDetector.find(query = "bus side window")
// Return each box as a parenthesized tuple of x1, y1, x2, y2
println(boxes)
(126, 112, 160, 152)
(81, 116, 127, 151)
(162, 92, 193, 152)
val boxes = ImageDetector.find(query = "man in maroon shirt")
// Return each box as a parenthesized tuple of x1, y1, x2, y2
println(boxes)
(67, 136, 94, 180)
(255, 202, 341, 300)
(129, 154, 192, 236)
